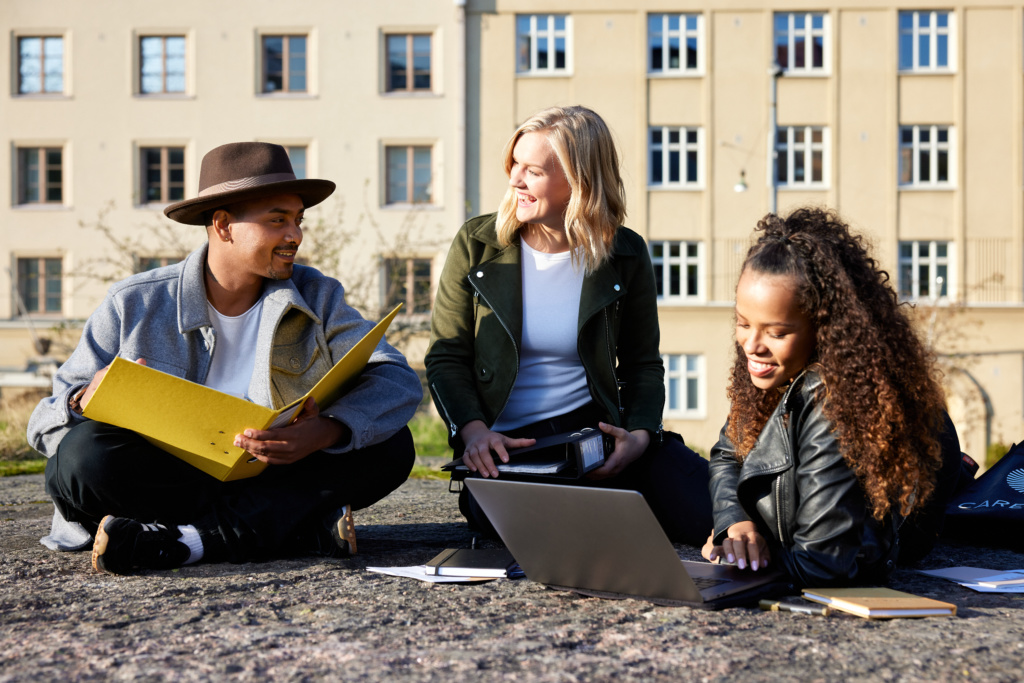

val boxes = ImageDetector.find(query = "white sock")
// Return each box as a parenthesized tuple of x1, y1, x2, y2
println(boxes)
(177, 525, 204, 565)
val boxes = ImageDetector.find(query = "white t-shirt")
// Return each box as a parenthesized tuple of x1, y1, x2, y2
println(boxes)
(491, 240, 591, 432)
(204, 299, 263, 399)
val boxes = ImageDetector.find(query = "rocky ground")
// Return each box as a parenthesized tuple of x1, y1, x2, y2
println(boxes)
(1, 472, 1023, 682)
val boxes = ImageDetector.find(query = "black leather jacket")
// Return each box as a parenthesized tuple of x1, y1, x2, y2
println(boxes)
(709, 370, 897, 587)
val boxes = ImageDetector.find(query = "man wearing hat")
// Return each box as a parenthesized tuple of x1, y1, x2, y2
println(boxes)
(28, 142, 422, 574)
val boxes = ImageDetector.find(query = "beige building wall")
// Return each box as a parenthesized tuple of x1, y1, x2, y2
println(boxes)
(468, 0, 1024, 458)
(1, 0, 468, 373)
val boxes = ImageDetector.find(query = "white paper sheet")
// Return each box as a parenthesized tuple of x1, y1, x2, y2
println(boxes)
(366, 565, 497, 583)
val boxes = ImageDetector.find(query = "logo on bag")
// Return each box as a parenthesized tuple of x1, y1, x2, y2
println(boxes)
(1008, 469, 1024, 494)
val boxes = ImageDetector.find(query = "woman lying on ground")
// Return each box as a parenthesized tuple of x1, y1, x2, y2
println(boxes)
(702, 207, 973, 586)
(425, 105, 712, 545)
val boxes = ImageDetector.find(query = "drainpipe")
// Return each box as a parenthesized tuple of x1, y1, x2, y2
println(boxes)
(453, 0, 467, 223)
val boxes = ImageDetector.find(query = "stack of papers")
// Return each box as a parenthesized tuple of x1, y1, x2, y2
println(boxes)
(917, 567, 1024, 592)
(366, 566, 496, 583)
(367, 547, 523, 584)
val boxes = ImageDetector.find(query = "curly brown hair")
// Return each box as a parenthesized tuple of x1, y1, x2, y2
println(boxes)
(726, 207, 946, 520)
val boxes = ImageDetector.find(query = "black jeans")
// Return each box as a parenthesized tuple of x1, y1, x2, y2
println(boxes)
(45, 420, 415, 563)
(457, 403, 713, 547)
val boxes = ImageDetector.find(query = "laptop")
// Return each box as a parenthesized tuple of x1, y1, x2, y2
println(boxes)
(465, 478, 789, 609)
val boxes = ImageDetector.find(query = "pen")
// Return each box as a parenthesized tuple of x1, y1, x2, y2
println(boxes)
(759, 599, 831, 616)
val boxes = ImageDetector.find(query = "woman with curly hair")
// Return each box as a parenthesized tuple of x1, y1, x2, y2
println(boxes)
(702, 207, 971, 586)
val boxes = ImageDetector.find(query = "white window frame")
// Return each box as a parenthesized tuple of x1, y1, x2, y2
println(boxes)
(15, 34, 67, 96)
(516, 14, 572, 75)
(898, 240, 955, 301)
(774, 126, 829, 188)
(647, 14, 704, 76)
(898, 10, 955, 73)
(137, 34, 187, 95)
(773, 12, 830, 75)
(383, 256, 434, 315)
(383, 143, 434, 206)
(648, 126, 703, 189)
(899, 125, 955, 188)
(663, 353, 705, 419)
(15, 144, 65, 206)
(650, 241, 703, 302)
(15, 256, 63, 316)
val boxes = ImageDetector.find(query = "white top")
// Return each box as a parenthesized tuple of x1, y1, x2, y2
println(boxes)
(491, 240, 590, 432)
(205, 299, 263, 399)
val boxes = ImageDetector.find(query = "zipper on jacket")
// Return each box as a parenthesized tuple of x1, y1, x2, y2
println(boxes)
(431, 382, 459, 438)
(470, 278, 520, 423)
(603, 306, 623, 416)
(774, 477, 786, 544)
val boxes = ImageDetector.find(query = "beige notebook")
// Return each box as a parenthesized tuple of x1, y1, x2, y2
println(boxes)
(83, 304, 401, 481)
(802, 587, 956, 619)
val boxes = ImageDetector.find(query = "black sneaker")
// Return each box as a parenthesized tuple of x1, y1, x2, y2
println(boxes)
(307, 505, 357, 558)
(92, 515, 191, 574)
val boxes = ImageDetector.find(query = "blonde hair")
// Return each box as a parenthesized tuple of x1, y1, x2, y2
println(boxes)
(496, 105, 626, 274)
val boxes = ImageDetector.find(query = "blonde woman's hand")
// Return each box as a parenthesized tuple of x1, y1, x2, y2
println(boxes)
(459, 420, 535, 478)
(585, 422, 650, 480)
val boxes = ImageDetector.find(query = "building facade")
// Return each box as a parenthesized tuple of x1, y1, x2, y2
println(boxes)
(5, 0, 1024, 459)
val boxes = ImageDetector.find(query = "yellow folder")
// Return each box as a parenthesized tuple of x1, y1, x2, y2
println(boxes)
(83, 304, 403, 481)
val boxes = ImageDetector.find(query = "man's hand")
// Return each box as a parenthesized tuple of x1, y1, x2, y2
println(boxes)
(459, 420, 535, 478)
(234, 397, 348, 466)
(78, 358, 147, 412)
(584, 422, 649, 480)
(702, 521, 771, 571)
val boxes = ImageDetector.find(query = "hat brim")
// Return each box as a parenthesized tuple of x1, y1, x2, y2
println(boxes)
(163, 178, 336, 225)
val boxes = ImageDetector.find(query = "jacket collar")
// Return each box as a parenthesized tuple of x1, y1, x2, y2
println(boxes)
(176, 243, 319, 334)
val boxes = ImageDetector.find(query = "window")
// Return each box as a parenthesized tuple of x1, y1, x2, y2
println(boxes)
(16, 147, 63, 205)
(774, 12, 828, 73)
(137, 256, 182, 272)
(385, 146, 432, 204)
(648, 14, 702, 74)
(775, 126, 827, 187)
(386, 34, 431, 92)
(385, 257, 432, 314)
(16, 257, 62, 314)
(650, 241, 702, 301)
(140, 146, 185, 204)
(17, 36, 64, 94)
(899, 11, 954, 72)
(140, 36, 186, 94)
(663, 353, 705, 418)
(899, 241, 951, 300)
(516, 15, 571, 74)
(899, 125, 953, 187)
(262, 35, 307, 93)
(285, 145, 307, 179)
(649, 127, 702, 188)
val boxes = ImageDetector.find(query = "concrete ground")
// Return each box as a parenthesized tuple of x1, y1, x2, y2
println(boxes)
(1, 472, 1023, 682)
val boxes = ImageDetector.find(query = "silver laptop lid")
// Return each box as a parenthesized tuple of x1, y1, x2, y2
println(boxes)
(465, 478, 703, 602)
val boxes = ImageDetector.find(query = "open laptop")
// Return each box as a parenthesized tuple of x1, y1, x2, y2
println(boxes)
(465, 478, 789, 609)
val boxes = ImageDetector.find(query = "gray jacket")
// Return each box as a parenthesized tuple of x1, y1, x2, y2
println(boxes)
(29, 243, 422, 549)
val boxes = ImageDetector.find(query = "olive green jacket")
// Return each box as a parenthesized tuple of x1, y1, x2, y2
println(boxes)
(425, 213, 664, 442)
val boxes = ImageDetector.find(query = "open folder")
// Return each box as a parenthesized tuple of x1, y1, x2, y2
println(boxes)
(82, 304, 402, 481)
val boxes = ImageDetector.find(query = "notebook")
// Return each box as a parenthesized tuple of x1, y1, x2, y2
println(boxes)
(465, 478, 788, 609)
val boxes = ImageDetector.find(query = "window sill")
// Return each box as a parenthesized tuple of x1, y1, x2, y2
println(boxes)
(777, 184, 830, 191)
(898, 69, 956, 76)
(515, 71, 573, 78)
(898, 185, 956, 192)
(647, 71, 705, 79)
(134, 202, 177, 210)
(647, 185, 705, 192)
(12, 204, 72, 211)
(656, 297, 706, 305)
(12, 93, 72, 100)
(778, 70, 831, 78)
(255, 92, 318, 99)
(134, 93, 195, 100)
(380, 90, 441, 98)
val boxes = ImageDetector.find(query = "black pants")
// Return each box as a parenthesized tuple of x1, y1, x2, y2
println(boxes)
(45, 421, 415, 563)
(457, 404, 713, 547)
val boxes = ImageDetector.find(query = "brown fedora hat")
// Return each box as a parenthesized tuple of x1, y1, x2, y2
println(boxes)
(164, 142, 335, 225)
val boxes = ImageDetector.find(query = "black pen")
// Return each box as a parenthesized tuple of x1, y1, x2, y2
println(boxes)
(759, 599, 830, 616)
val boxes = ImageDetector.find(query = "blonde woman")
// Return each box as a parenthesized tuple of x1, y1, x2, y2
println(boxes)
(426, 105, 711, 544)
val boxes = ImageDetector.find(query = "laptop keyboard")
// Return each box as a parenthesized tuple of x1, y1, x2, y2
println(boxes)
(690, 575, 729, 590)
